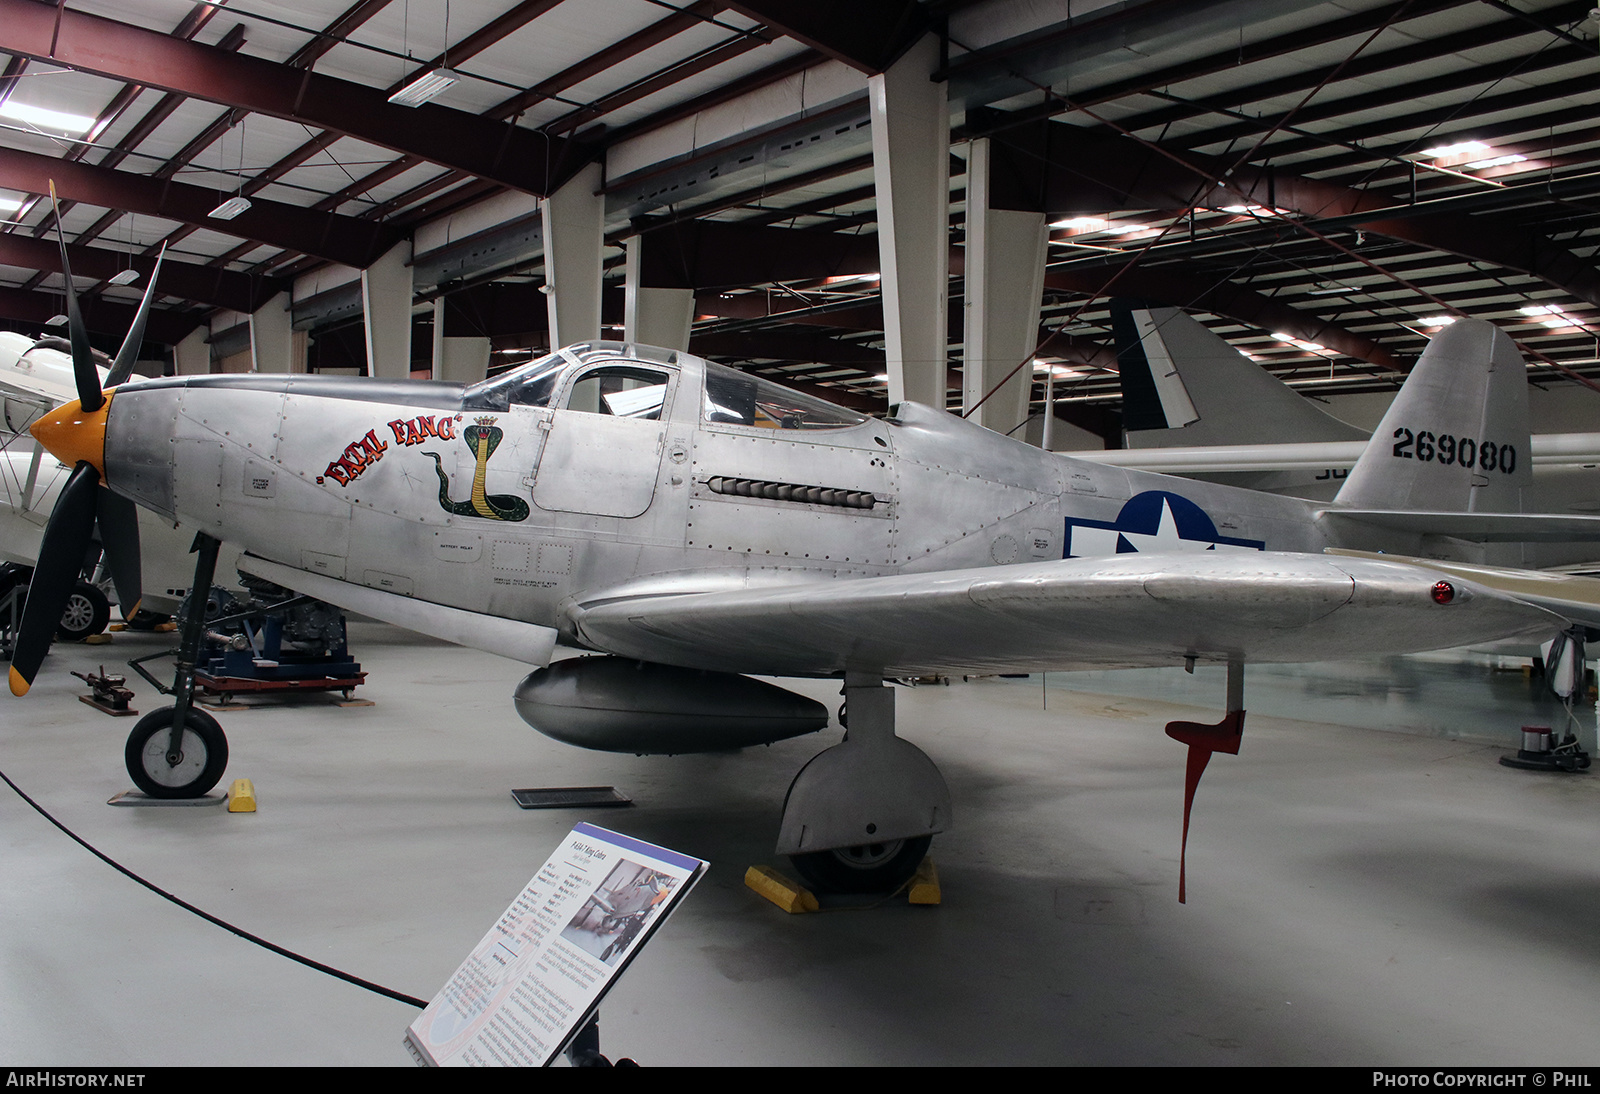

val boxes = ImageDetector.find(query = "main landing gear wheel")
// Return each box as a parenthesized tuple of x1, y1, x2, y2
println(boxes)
(125, 706, 229, 799)
(58, 581, 110, 642)
(789, 835, 931, 894)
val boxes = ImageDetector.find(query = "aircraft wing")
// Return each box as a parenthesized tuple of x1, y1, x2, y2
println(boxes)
(564, 552, 1565, 678)
(0, 370, 63, 407)
(1327, 548, 1600, 631)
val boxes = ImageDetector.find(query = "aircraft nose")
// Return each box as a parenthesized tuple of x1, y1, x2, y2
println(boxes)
(30, 394, 110, 477)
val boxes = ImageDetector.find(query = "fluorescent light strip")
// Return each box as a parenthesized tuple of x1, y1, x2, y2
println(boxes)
(0, 100, 95, 134)
(208, 196, 252, 221)
(388, 68, 460, 107)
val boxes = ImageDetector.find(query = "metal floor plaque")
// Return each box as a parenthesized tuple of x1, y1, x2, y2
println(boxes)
(511, 786, 632, 809)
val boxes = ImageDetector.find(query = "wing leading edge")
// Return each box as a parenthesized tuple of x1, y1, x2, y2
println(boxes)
(565, 553, 1565, 678)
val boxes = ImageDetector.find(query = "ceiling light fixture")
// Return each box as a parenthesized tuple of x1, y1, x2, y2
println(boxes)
(1464, 153, 1527, 170)
(0, 100, 95, 134)
(388, 68, 460, 107)
(208, 196, 252, 221)
(1521, 303, 1578, 329)
(1273, 332, 1331, 355)
(107, 269, 140, 286)
(1050, 217, 1109, 232)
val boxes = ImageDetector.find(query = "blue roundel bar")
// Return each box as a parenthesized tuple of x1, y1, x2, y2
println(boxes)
(1065, 491, 1267, 558)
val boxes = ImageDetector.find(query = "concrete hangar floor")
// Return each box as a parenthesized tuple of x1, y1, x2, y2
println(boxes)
(1, 621, 1596, 1067)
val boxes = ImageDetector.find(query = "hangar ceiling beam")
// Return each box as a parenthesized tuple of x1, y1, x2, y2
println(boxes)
(688, 329, 885, 371)
(35, 22, 250, 252)
(1157, 16, 1597, 156)
(0, 148, 402, 270)
(0, 285, 197, 345)
(953, 0, 1469, 135)
(988, 122, 1600, 312)
(636, 220, 878, 290)
(0, 0, 590, 198)
(660, 215, 1387, 371)
(598, 48, 826, 152)
(220, 1, 758, 278)
(0, 233, 284, 315)
(724, 1, 926, 74)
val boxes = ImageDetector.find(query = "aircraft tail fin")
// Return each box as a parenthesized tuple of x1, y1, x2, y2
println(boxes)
(1112, 300, 1367, 447)
(1334, 319, 1530, 513)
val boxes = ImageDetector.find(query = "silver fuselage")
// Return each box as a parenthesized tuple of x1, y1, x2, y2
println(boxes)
(98, 346, 1411, 654)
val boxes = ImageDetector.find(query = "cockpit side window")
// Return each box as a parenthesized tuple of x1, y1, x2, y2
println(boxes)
(702, 363, 868, 429)
(564, 365, 672, 420)
(460, 352, 568, 412)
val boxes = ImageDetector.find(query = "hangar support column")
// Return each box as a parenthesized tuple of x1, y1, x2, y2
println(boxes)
(869, 35, 949, 409)
(542, 162, 605, 348)
(174, 327, 209, 375)
(623, 236, 694, 351)
(248, 291, 300, 374)
(431, 298, 492, 383)
(361, 241, 414, 379)
(962, 136, 1047, 435)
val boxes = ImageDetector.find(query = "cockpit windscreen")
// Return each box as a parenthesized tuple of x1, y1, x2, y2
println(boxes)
(702, 363, 868, 430)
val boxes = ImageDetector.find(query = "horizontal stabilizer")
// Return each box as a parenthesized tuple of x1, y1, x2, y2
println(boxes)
(565, 552, 1561, 678)
(238, 555, 558, 665)
(1318, 509, 1600, 543)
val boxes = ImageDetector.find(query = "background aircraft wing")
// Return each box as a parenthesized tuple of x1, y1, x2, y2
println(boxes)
(564, 553, 1564, 678)
(1318, 509, 1600, 542)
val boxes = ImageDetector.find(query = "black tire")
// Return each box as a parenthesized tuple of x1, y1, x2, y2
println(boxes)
(125, 706, 229, 799)
(58, 581, 110, 641)
(790, 834, 931, 894)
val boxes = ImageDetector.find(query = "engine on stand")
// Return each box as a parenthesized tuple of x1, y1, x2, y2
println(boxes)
(168, 574, 366, 703)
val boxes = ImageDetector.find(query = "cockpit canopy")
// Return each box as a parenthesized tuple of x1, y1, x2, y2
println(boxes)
(461, 342, 868, 430)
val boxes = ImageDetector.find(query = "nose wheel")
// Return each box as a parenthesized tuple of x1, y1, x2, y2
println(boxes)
(125, 706, 228, 798)
(122, 533, 230, 799)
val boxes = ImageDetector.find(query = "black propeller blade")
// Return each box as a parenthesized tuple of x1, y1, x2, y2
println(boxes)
(104, 244, 166, 389)
(10, 463, 100, 692)
(48, 182, 102, 413)
(10, 183, 165, 694)
(95, 490, 142, 618)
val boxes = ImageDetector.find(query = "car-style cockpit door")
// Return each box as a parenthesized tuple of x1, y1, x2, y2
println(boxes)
(531, 362, 674, 518)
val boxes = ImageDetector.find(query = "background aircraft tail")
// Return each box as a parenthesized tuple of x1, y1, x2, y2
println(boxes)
(1112, 300, 1367, 448)
(1334, 318, 1530, 513)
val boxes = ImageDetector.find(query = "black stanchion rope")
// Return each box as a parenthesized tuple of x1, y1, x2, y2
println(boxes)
(0, 765, 427, 1009)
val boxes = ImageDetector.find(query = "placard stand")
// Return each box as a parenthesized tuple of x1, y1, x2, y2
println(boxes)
(404, 823, 706, 1067)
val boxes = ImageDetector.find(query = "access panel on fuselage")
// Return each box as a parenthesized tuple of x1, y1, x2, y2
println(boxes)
(685, 425, 895, 570)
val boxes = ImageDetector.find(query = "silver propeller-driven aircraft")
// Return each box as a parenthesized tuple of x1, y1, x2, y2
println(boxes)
(9, 292, 1597, 894)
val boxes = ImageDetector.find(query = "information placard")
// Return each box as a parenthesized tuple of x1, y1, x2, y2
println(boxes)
(404, 822, 706, 1066)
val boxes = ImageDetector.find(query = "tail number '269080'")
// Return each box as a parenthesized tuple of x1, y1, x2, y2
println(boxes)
(1392, 427, 1517, 474)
